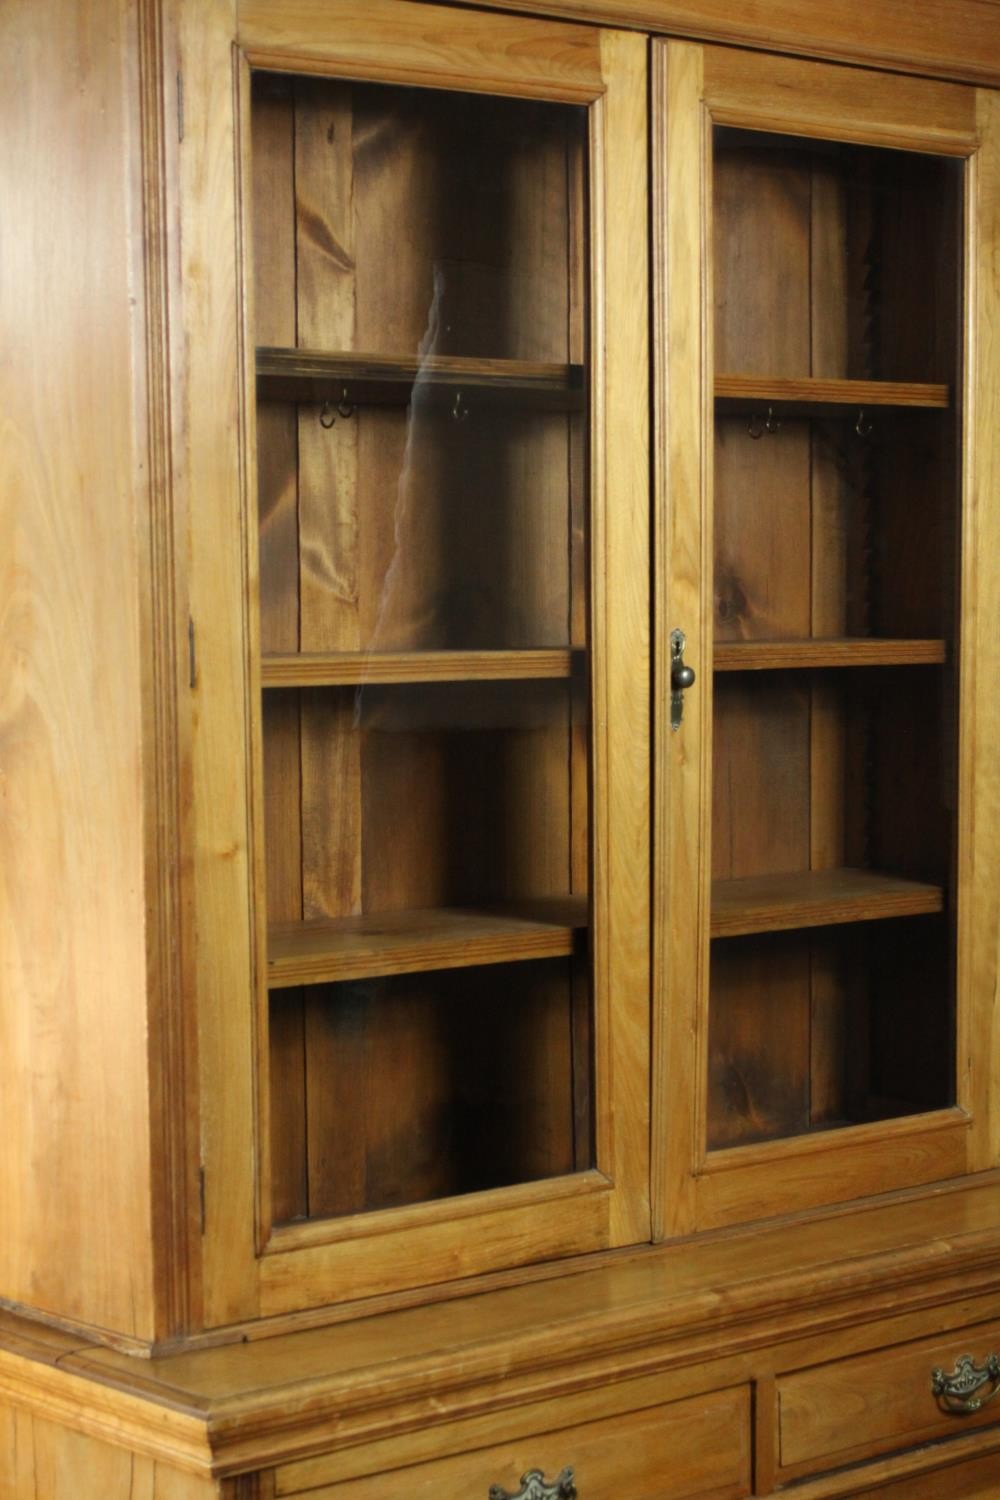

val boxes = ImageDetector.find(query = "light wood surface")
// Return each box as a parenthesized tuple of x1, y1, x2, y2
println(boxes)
(0, 0, 158, 1341)
(715, 375, 950, 410)
(267, 900, 587, 987)
(651, 38, 709, 1240)
(778, 1316, 1000, 1481)
(258, 348, 585, 408)
(418, 0, 1000, 89)
(714, 640, 946, 670)
(237, 0, 603, 99)
(0, 1403, 219, 1499)
(206, 1, 652, 1309)
(655, 34, 974, 1230)
(711, 869, 944, 938)
(702, 44, 978, 151)
(273, 1385, 751, 1500)
(180, 0, 261, 1328)
(261, 650, 578, 686)
(5, 1178, 1000, 1481)
(962, 88, 1000, 1175)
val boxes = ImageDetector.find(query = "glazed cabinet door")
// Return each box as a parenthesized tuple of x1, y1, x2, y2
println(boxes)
(182, 0, 649, 1326)
(653, 42, 1000, 1234)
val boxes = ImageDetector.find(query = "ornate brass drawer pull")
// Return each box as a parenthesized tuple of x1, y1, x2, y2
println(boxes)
(489, 1469, 576, 1500)
(931, 1353, 1000, 1414)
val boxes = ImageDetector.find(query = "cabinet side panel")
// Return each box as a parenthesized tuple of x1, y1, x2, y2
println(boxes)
(0, 1402, 221, 1500)
(0, 0, 156, 1336)
(965, 90, 1000, 1167)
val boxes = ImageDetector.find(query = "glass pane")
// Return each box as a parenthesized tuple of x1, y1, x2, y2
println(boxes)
(250, 73, 592, 1223)
(708, 128, 962, 1150)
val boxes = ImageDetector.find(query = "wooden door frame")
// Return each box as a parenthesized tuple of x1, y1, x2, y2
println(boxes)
(180, 0, 650, 1328)
(651, 37, 997, 1237)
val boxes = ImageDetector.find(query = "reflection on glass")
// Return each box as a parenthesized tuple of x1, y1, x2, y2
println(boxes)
(250, 74, 592, 1222)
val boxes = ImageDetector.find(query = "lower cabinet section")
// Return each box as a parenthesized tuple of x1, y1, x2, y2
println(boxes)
(273, 1386, 752, 1500)
(777, 1316, 1000, 1483)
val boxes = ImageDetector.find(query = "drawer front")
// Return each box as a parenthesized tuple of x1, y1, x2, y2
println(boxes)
(277, 1385, 751, 1500)
(778, 1317, 1000, 1479)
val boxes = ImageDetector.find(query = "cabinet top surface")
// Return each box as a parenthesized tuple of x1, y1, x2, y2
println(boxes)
(6, 1174, 1000, 1476)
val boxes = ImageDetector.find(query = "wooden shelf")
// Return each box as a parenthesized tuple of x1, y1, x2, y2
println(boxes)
(257, 348, 585, 411)
(713, 639, 946, 671)
(267, 897, 588, 988)
(715, 374, 950, 416)
(711, 868, 944, 939)
(260, 649, 580, 688)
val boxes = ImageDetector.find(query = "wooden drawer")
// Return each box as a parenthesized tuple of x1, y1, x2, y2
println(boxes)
(275, 1384, 751, 1500)
(777, 1317, 1000, 1481)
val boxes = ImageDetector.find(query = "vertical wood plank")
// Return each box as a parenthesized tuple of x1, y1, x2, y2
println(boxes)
(179, 0, 259, 1324)
(652, 39, 706, 1237)
(295, 78, 360, 657)
(252, 78, 308, 1227)
(963, 92, 1000, 1169)
(593, 25, 650, 1246)
(0, 0, 156, 1339)
(713, 139, 811, 376)
(292, 79, 364, 1218)
(809, 163, 851, 1124)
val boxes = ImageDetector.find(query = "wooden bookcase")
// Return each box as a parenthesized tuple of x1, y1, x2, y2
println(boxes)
(7, 1, 1000, 1495)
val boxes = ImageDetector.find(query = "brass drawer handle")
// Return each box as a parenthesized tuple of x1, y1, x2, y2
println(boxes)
(931, 1353, 1000, 1414)
(489, 1469, 576, 1500)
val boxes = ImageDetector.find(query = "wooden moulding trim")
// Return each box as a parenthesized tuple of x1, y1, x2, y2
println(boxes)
(50, 1219, 1000, 1476)
(702, 1108, 967, 1173)
(237, 0, 605, 103)
(135, 0, 199, 1349)
(713, 639, 947, 671)
(0, 1346, 212, 1477)
(260, 648, 580, 686)
(781, 1422, 1000, 1500)
(6, 1181, 1000, 1474)
(422, 0, 1000, 90)
(264, 1169, 611, 1255)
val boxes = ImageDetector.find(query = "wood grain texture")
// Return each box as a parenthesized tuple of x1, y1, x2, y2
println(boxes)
(777, 1315, 1000, 1480)
(711, 869, 944, 938)
(715, 375, 950, 409)
(272, 1385, 751, 1500)
(8, 1177, 1000, 1477)
(237, 0, 603, 100)
(251, 74, 309, 1231)
(258, 349, 585, 408)
(591, 26, 651, 1248)
(204, 7, 650, 1307)
(261, 650, 578, 686)
(415, 0, 1000, 89)
(0, 1404, 222, 1498)
(179, 0, 261, 1327)
(962, 89, 1000, 1175)
(651, 39, 708, 1240)
(657, 36, 975, 1233)
(268, 899, 587, 986)
(135, 0, 203, 1345)
(714, 640, 947, 670)
(702, 45, 979, 150)
(0, 0, 158, 1339)
(708, 933, 810, 1148)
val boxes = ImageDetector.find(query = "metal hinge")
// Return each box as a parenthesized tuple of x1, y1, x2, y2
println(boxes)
(198, 1166, 206, 1235)
(176, 71, 185, 143)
